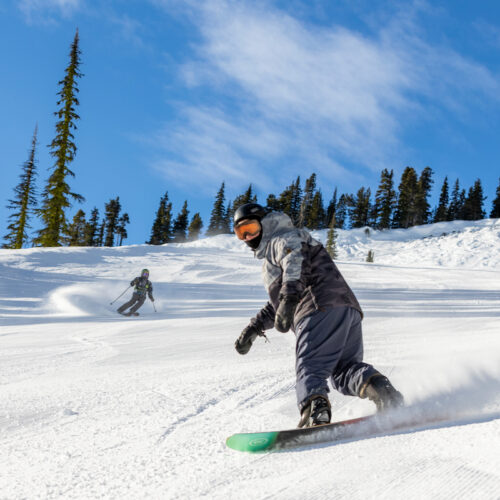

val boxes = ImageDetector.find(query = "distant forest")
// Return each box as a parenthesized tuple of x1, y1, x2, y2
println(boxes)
(4, 30, 500, 250)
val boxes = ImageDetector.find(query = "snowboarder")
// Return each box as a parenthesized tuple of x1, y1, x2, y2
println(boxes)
(233, 203, 404, 428)
(117, 269, 154, 316)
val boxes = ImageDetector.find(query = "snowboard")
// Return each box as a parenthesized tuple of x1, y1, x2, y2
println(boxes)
(226, 411, 446, 452)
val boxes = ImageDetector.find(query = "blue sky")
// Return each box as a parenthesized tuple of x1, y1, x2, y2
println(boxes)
(1, 0, 500, 245)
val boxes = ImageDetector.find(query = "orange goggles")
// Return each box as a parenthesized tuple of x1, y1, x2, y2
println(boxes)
(234, 219, 261, 240)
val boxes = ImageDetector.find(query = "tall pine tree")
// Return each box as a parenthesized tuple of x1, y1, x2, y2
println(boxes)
(232, 185, 257, 214)
(335, 194, 350, 229)
(298, 173, 316, 228)
(148, 192, 172, 245)
(103, 197, 121, 247)
(65, 209, 87, 246)
(278, 176, 302, 224)
(462, 179, 486, 220)
(308, 191, 326, 229)
(414, 167, 434, 225)
(350, 187, 371, 228)
(187, 213, 203, 241)
(172, 201, 190, 242)
(447, 179, 465, 221)
(3, 125, 39, 249)
(207, 183, 228, 236)
(434, 177, 449, 223)
(35, 30, 84, 247)
(393, 167, 418, 228)
(490, 178, 500, 218)
(374, 169, 395, 229)
(325, 188, 338, 228)
(116, 212, 130, 246)
(83, 207, 100, 246)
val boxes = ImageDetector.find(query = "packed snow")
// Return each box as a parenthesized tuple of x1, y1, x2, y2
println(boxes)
(1, 219, 499, 499)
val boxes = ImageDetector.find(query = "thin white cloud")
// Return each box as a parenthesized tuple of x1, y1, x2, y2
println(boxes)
(152, 0, 500, 193)
(19, 0, 82, 23)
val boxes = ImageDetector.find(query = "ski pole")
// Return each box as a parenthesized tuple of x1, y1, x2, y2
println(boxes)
(110, 286, 131, 305)
(152, 300, 157, 313)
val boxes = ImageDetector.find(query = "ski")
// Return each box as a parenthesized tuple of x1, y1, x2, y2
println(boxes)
(226, 411, 446, 452)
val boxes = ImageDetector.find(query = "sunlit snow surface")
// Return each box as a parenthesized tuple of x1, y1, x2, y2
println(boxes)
(1, 219, 499, 499)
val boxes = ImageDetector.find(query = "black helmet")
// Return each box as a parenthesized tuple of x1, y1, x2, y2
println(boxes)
(141, 268, 150, 278)
(233, 203, 267, 226)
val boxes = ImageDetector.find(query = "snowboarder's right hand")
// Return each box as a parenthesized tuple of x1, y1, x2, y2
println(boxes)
(235, 324, 262, 355)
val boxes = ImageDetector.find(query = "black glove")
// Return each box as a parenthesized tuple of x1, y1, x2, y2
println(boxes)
(235, 324, 263, 355)
(274, 295, 300, 333)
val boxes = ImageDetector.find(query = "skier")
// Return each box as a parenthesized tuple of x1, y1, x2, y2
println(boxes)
(117, 269, 154, 316)
(233, 203, 404, 428)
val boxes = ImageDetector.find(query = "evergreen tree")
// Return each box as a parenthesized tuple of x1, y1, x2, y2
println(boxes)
(374, 169, 396, 229)
(103, 197, 122, 247)
(462, 179, 486, 220)
(447, 179, 464, 221)
(35, 30, 84, 247)
(83, 207, 100, 246)
(116, 212, 130, 246)
(308, 190, 326, 229)
(96, 219, 105, 247)
(414, 166, 434, 225)
(325, 188, 338, 228)
(290, 176, 302, 224)
(148, 192, 172, 245)
(298, 173, 316, 228)
(3, 125, 39, 249)
(434, 177, 449, 223)
(207, 183, 228, 236)
(325, 214, 338, 259)
(393, 167, 418, 228)
(266, 193, 280, 211)
(335, 194, 350, 229)
(65, 209, 87, 246)
(277, 176, 302, 224)
(490, 178, 500, 218)
(187, 213, 203, 241)
(350, 187, 371, 228)
(223, 201, 232, 234)
(172, 201, 190, 242)
(232, 185, 257, 213)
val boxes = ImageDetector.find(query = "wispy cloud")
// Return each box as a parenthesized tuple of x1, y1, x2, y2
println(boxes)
(19, 0, 82, 23)
(151, 0, 500, 194)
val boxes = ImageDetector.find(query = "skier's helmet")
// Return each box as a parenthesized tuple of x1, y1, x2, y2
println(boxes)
(141, 268, 150, 278)
(233, 203, 267, 226)
(233, 203, 267, 249)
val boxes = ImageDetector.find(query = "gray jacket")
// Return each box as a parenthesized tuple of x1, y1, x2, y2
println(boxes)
(130, 277, 154, 300)
(251, 212, 362, 332)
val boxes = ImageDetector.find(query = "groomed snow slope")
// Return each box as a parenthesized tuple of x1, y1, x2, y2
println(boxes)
(1, 219, 499, 499)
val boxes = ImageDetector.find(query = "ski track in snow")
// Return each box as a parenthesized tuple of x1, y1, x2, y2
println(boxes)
(0, 219, 499, 499)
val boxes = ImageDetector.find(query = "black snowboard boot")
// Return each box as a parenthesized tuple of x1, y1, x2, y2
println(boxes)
(360, 374, 404, 412)
(298, 395, 331, 428)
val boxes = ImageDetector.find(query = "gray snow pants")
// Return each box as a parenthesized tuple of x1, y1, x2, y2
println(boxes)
(295, 306, 378, 411)
(117, 293, 146, 314)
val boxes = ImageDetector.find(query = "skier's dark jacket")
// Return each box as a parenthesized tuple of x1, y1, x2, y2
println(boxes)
(130, 277, 154, 300)
(251, 212, 362, 332)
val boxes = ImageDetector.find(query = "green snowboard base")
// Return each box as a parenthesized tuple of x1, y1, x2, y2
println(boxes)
(226, 415, 373, 453)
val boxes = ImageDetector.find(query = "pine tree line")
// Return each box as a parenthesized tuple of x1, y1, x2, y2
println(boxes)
(194, 170, 499, 241)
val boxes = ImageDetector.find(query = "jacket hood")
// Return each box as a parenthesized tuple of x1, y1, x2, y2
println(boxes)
(254, 212, 295, 259)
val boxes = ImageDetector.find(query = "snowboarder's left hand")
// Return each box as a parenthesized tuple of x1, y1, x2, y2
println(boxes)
(274, 295, 300, 333)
